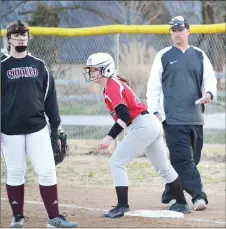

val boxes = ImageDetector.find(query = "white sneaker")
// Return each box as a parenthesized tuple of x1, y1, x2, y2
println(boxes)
(46, 214, 79, 228)
(10, 215, 26, 228)
(168, 199, 176, 206)
(193, 199, 207, 211)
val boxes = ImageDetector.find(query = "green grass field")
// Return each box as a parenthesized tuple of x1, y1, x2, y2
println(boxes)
(59, 101, 108, 115)
(59, 100, 225, 116)
(1, 141, 225, 187)
(63, 126, 225, 144)
(204, 130, 226, 144)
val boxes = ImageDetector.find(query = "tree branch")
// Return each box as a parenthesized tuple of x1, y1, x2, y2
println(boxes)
(18, 3, 122, 24)
(18, 10, 35, 15)
(1, 1, 29, 18)
(147, 7, 162, 24)
(57, 5, 122, 24)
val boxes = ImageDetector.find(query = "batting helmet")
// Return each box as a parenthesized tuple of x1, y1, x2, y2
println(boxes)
(84, 53, 116, 82)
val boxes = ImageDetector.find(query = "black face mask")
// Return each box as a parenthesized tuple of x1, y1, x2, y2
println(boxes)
(15, 46, 27, 52)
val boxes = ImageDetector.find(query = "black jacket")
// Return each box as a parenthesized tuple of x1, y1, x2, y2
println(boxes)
(1, 53, 60, 135)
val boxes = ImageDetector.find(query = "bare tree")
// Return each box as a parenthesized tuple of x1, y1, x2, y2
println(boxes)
(16, 1, 171, 26)
(118, 1, 171, 25)
(1, 1, 29, 18)
(201, 1, 226, 89)
(18, 1, 122, 25)
(163, 1, 203, 24)
(202, 1, 225, 24)
(201, 1, 225, 68)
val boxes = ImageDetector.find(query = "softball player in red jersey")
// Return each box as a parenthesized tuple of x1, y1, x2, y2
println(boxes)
(1, 21, 79, 228)
(84, 52, 191, 218)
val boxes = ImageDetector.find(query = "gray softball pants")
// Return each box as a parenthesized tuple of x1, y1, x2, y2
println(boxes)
(110, 113, 178, 186)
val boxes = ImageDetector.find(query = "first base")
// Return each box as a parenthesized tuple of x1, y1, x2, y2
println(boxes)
(124, 210, 184, 218)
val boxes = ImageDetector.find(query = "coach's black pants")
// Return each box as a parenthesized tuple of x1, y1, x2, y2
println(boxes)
(162, 122, 208, 204)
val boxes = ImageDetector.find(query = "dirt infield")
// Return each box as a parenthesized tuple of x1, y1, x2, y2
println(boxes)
(1, 142, 225, 227)
(1, 184, 225, 228)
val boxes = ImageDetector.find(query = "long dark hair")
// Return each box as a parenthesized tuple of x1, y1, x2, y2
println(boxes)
(116, 75, 129, 86)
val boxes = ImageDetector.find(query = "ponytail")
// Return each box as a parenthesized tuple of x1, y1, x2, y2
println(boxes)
(116, 75, 129, 86)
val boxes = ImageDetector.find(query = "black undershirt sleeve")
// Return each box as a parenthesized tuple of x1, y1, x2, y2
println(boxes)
(107, 104, 131, 139)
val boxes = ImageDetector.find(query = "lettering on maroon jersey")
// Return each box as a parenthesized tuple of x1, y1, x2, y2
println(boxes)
(7, 67, 38, 80)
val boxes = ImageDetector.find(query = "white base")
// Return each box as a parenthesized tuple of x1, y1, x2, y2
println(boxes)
(124, 210, 184, 218)
(46, 224, 55, 228)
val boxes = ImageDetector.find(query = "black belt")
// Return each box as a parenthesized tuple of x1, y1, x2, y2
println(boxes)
(126, 110, 149, 126)
(141, 110, 149, 115)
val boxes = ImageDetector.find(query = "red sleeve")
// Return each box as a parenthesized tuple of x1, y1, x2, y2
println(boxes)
(105, 82, 127, 108)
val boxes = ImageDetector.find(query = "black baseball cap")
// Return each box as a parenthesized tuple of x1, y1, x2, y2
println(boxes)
(169, 16, 189, 30)
(6, 20, 29, 38)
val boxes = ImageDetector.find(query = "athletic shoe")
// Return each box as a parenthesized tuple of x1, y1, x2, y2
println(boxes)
(47, 214, 79, 228)
(168, 203, 191, 214)
(193, 199, 207, 211)
(10, 215, 28, 228)
(104, 204, 130, 218)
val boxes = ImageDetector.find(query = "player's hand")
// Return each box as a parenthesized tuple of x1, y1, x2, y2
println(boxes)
(196, 93, 211, 105)
(97, 135, 113, 152)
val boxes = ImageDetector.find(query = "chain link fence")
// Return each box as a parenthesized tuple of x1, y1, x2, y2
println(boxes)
(1, 33, 225, 143)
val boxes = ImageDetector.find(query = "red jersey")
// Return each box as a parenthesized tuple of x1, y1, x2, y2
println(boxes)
(103, 78, 147, 123)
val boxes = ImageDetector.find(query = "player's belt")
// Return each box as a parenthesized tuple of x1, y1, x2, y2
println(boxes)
(141, 110, 149, 115)
(126, 110, 149, 127)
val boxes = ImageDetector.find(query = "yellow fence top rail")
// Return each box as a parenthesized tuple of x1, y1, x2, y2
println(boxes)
(1, 23, 225, 37)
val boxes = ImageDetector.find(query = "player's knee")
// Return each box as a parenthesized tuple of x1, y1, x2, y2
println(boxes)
(110, 155, 126, 171)
(158, 165, 178, 184)
(6, 168, 26, 186)
(38, 168, 57, 186)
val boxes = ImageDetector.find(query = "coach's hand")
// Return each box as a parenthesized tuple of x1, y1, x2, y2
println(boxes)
(198, 92, 211, 105)
(97, 135, 113, 152)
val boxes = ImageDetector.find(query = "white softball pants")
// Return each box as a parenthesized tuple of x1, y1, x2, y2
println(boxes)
(1, 125, 57, 186)
(110, 113, 178, 186)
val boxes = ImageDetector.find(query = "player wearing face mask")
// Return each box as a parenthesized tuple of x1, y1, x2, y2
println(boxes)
(1, 20, 79, 228)
(6, 20, 30, 53)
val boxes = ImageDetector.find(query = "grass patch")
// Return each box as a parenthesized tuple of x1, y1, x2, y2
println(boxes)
(59, 101, 108, 115)
(205, 103, 225, 113)
(64, 126, 111, 140)
(127, 159, 161, 186)
(198, 162, 225, 184)
(1, 141, 225, 187)
(204, 130, 226, 144)
(64, 139, 226, 161)
(63, 126, 226, 144)
(55, 156, 226, 187)
(202, 144, 225, 161)
(58, 101, 225, 116)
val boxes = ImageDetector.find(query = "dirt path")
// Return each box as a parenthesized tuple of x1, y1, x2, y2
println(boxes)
(1, 184, 225, 228)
